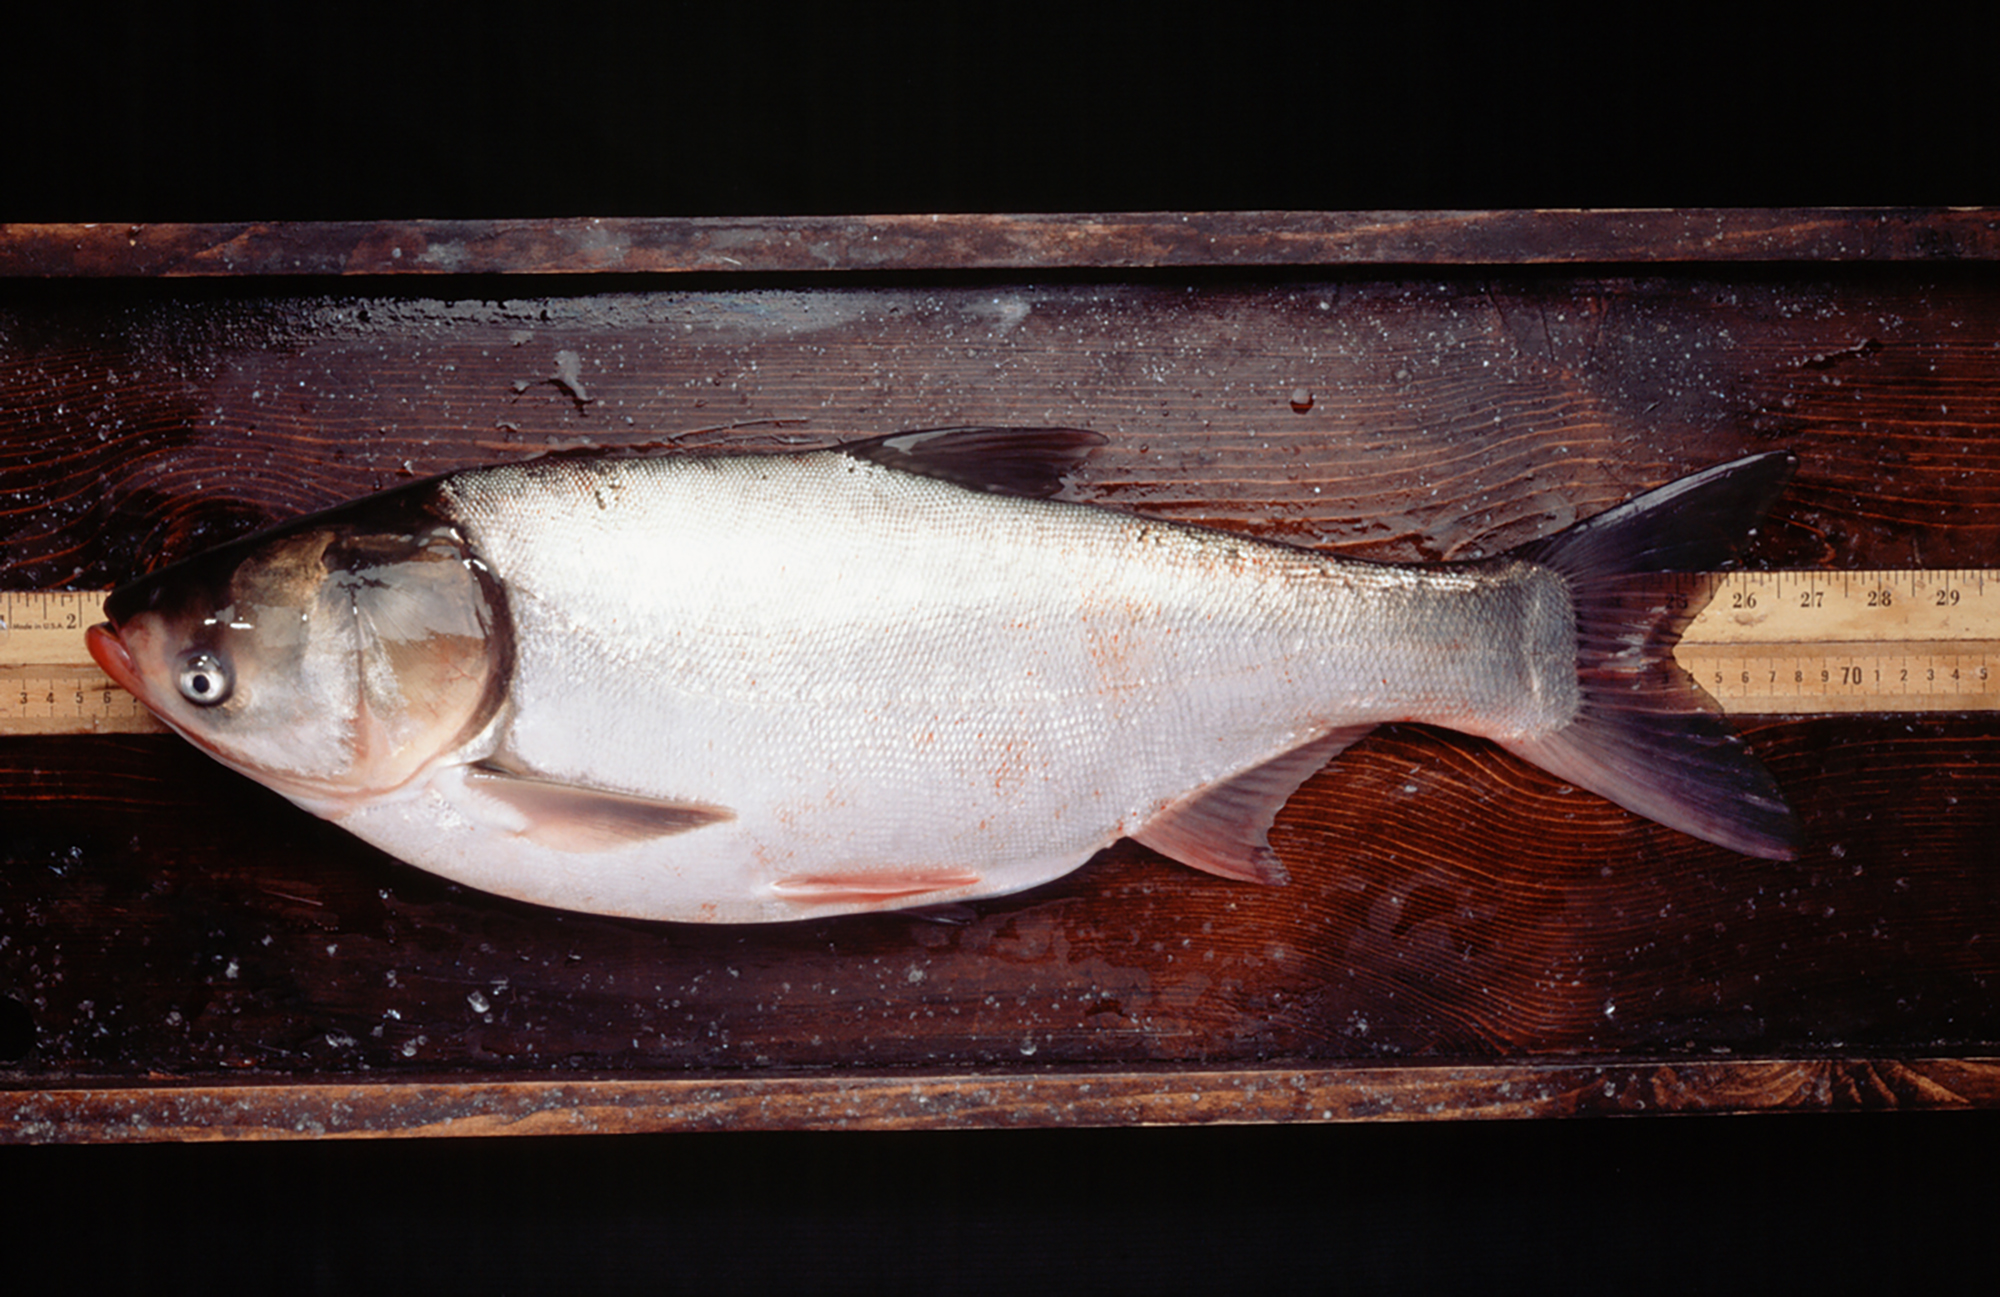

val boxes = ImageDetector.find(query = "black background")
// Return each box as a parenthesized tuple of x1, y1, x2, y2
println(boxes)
(9, 6, 1989, 221)
(6, 5, 1994, 1291)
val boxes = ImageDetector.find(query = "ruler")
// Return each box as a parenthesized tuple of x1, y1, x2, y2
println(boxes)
(3, 572, 1998, 736)
(1671, 568, 1999, 713)
(0, 591, 164, 734)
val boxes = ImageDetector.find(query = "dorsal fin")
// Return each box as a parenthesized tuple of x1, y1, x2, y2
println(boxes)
(839, 427, 1106, 498)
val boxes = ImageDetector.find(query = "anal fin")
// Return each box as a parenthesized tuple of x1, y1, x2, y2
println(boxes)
(465, 762, 734, 852)
(1131, 725, 1373, 884)
(771, 869, 983, 905)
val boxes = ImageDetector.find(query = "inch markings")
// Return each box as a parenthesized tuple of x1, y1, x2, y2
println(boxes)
(1, 591, 165, 734)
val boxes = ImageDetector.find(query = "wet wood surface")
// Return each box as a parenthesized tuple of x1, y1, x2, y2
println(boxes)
(2, 212, 1997, 1140)
(9, 1058, 1998, 1143)
(3, 208, 1998, 279)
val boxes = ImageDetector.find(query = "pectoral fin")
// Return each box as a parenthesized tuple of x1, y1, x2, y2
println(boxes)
(1131, 725, 1372, 884)
(465, 763, 734, 851)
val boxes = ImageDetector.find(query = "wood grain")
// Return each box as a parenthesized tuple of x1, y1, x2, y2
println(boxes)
(3, 216, 1997, 1139)
(1, 209, 1996, 279)
(7, 1058, 1996, 1143)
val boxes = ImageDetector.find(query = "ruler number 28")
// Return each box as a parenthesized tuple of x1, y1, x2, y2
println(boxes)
(1858, 588, 1957, 607)
(1787, 588, 1959, 608)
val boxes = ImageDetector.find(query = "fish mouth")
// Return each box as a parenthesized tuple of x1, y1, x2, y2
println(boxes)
(87, 619, 237, 767)
(86, 620, 184, 743)
(85, 622, 148, 701)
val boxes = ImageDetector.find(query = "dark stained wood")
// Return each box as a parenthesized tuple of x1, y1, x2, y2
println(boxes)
(1, 209, 1997, 279)
(7, 1058, 1997, 1143)
(4, 213, 1999, 1140)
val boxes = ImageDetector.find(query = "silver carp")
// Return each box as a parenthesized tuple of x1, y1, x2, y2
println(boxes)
(87, 429, 1799, 922)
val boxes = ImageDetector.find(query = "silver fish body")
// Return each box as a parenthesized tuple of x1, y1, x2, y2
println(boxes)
(89, 430, 1799, 922)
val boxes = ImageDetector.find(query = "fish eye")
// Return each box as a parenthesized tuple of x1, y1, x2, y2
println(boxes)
(176, 650, 234, 707)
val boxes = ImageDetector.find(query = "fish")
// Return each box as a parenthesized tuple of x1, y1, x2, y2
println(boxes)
(85, 429, 1800, 923)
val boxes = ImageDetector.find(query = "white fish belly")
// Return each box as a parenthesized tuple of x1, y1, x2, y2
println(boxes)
(335, 451, 1574, 922)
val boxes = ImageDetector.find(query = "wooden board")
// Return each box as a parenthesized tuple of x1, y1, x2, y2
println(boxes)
(3, 209, 1997, 277)
(2, 211, 1997, 1141)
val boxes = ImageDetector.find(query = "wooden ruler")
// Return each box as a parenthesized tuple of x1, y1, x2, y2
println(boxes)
(4, 572, 1998, 736)
(0, 591, 164, 734)
(1672, 569, 1998, 713)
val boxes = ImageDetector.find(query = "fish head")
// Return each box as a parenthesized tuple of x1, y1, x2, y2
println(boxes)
(88, 512, 510, 810)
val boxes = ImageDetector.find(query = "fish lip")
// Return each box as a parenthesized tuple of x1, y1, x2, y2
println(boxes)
(87, 621, 187, 750)
(85, 622, 148, 700)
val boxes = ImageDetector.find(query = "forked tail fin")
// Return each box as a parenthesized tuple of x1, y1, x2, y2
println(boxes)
(1502, 453, 1802, 859)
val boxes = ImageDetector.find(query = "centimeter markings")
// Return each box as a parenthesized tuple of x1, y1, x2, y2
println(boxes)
(3, 573, 1998, 735)
(1671, 568, 2000, 713)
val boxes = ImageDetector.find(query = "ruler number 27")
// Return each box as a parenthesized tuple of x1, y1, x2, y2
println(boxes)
(1776, 588, 1959, 608)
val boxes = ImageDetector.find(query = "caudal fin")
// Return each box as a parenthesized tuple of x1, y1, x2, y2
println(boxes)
(1502, 453, 1802, 859)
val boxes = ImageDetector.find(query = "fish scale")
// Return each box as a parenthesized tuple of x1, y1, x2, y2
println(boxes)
(453, 455, 1551, 823)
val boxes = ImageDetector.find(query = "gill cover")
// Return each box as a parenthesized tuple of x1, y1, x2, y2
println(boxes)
(94, 496, 510, 810)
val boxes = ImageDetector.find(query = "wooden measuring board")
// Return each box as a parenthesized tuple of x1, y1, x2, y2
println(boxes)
(4, 572, 1998, 736)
